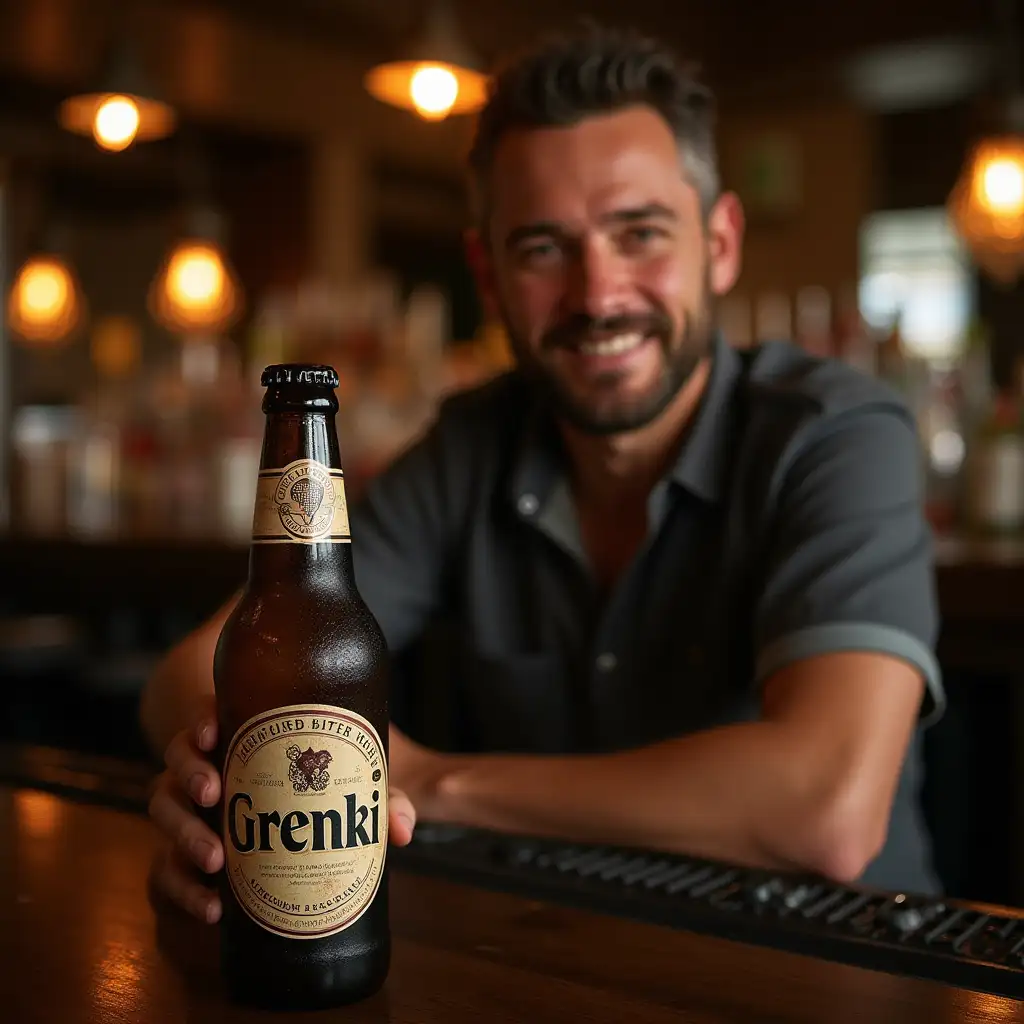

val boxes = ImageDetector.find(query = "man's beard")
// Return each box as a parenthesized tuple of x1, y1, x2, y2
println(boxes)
(504, 293, 715, 436)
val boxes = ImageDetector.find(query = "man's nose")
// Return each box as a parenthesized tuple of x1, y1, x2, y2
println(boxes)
(563, 239, 630, 319)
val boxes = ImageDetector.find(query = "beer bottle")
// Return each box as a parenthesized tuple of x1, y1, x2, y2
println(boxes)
(214, 364, 390, 1010)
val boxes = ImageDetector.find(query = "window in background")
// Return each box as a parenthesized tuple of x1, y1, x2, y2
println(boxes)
(858, 207, 974, 364)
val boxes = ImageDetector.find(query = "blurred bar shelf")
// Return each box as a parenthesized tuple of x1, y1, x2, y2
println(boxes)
(0, 533, 248, 617)
(935, 535, 1024, 676)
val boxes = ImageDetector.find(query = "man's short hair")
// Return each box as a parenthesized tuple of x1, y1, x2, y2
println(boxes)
(467, 23, 720, 227)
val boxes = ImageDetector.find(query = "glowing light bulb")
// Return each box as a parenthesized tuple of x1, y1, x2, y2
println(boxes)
(981, 156, 1024, 216)
(7, 256, 81, 345)
(20, 261, 69, 320)
(149, 237, 242, 333)
(409, 64, 459, 120)
(92, 95, 141, 152)
(166, 245, 225, 310)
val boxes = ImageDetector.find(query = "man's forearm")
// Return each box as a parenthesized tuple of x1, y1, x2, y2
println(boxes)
(140, 642, 214, 756)
(140, 594, 238, 756)
(434, 721, 865, 878)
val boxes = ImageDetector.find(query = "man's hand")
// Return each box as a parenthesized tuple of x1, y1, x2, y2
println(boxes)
(388, 725, 462, 821)
(148, 698, 418, 924)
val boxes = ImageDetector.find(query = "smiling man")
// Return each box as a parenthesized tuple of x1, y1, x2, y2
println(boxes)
(143, 25, 944, 924)
(481, 106, 719, 440)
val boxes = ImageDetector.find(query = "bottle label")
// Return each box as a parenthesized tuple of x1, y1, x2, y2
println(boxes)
(222, 704, 388, 940)
(251, 459, 350, 544)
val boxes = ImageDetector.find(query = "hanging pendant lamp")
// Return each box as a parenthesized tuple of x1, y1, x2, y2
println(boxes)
(364, 1, 488, 121)
(948, 0, 1024, 283)
(7, 253, 85, 347)
(59, 35, 176, 152)
(149, 206, 243, 336)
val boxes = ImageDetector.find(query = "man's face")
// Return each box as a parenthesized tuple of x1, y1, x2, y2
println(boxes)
(472, 106, 742, 435)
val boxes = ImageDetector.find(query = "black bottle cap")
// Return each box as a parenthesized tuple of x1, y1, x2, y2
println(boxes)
(261, 364, 340, 388)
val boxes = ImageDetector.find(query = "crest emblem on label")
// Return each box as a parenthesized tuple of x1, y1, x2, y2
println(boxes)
(286, 744, 331, 792)
(275, 462, 337, 540)
(251, 459, 351, 545)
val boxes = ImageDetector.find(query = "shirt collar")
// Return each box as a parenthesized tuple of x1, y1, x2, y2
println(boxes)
(667, 332, 744, 505)
(509, 332, 744, 515)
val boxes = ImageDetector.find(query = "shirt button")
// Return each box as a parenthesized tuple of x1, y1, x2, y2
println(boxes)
(517, 493, 539, 516)
(595, 652, 618, 673)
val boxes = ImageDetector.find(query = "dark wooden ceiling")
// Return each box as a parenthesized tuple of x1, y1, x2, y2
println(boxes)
(192, 0, 995, 94)
(0, 0, 1005, 100)
(0, 0, 1011, 196)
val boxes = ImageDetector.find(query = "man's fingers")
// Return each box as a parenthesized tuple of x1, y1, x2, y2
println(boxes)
(150, 845, 222, 924)
(164, 730, 221, 808)
(149, 779, 224, 874)
(388, 787, 416, 846)
(192, 704, 218, 753)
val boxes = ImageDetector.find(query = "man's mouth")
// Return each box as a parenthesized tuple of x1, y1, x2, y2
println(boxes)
(574, 331, 648, 358)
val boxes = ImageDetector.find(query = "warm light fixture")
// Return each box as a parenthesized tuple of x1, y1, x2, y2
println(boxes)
(364, 2, 488, 121)
(59, 38, 175, 152)
(949, 119, 1024, 283)
(92, 94, 142, 152)
(149, 216, 243, 335)
(6, 254, 84, 346)
(948, 0, 1024, 282)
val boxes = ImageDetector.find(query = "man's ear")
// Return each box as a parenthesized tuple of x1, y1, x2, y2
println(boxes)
(464, 228, 501, 320)
(706, 191, 745, 297)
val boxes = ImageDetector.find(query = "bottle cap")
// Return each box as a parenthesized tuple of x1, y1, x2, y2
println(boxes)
(261, 364, 339, 388)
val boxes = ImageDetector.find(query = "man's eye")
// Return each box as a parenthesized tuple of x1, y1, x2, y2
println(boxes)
(624, 226, 665, 245)
(519, 241, 561, 266)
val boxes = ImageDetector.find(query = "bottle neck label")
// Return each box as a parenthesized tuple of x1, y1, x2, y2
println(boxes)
(251, 458, 351, 545)
(222, 703, 388, 939)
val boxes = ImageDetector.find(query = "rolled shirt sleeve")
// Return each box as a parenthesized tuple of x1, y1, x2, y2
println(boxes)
(753, 406, 945, 727)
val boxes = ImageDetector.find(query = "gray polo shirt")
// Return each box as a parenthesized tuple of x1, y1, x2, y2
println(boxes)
(350, 334, 944, 895)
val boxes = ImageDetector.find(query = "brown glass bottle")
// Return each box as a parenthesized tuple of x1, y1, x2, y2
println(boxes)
(213, 364, 390, 1010)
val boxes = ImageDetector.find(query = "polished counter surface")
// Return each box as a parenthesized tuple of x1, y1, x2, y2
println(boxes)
(2, 777, 1021, 1023)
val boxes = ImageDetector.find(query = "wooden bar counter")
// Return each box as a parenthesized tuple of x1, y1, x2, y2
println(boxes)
(1, 779, 1019, 1024)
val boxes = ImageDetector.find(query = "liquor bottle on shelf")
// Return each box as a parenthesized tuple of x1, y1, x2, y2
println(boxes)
(964, 360, 1024, 536)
